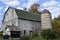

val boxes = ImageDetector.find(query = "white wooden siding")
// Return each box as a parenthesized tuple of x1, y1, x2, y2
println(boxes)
(2, 8, 18, 31)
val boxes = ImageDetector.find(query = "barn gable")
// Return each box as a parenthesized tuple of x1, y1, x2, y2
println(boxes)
(2, 7, 18, 23)
(2, 7, 18, 31)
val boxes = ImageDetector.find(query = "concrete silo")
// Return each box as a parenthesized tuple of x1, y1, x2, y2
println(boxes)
(41, 9, 52, 30)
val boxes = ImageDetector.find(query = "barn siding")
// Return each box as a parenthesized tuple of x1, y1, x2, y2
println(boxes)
(2, 8, 18, 31)
(18, 19, 41, 36)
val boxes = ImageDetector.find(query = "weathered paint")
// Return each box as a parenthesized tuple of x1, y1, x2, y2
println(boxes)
(2, 8, 18, 31)
(18, 19, 41, 36)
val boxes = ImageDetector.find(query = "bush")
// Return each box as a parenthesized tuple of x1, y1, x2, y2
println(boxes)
(0, 32, 3, 38)
(20, 36, 30, 40)
(32, 32, 39, 38)
(40, 29, 57, 40)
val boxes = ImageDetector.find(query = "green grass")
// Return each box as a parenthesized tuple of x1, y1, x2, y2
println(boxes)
(0, 32, 3, 40)
(31, 37, 60, 40)
(31, 35, 45, 40)
(0, 38, 3, 40)
(31, 37, 45, 40)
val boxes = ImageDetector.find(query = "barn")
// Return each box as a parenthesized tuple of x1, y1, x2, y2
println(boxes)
(2, 7, 52, 37)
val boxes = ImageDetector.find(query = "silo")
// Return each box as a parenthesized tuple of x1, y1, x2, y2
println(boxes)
(41, 9, 52, 29)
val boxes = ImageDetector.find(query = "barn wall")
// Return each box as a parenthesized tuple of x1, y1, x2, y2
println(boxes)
(2, 8, 18, 31)
(18, 19, 41, 36)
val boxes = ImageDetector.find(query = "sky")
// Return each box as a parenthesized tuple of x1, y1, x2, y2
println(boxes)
(0, 0, 60, 31)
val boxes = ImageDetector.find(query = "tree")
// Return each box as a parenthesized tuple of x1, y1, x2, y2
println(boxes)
(29, 4, 40, 13)
(40, 29, 57, 40)
(52, 15, 60, 36)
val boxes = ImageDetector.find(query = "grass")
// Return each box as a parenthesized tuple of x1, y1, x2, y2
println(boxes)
(0, 32, 3, 40)
(0, 32, 60, 40)
(31, 37, 45, 40)
(0, 38, 3, 40)
(31, 37, 60, 40)
(0, 36, 60, 40)
(31, 35, 45, 40)
(31, 35, 60, 40)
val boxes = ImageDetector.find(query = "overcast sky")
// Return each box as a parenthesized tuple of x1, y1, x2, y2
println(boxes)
(0, 0, 60, 30)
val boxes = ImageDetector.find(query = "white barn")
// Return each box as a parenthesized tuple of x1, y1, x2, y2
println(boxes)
(2, 7, 52, 37)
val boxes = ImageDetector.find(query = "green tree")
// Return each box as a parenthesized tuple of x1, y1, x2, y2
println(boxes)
(40, 29, 57, 40)
(52, 15, 60, 36)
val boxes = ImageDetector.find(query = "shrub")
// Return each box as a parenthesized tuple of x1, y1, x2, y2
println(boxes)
(32, 32, 39, 38)
(0, 32, 3, 38)
(20, 36, 30, 40)
(40, 29, 57, 40)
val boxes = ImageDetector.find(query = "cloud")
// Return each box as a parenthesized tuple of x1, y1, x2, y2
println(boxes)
(17, 7, 23, 10)
(51, 7, 60, 18)
(1, 0, 39, 9)
(1, 0, 20, 7)
(58, 4, 60, 7)
(42, 1, 59, 7)
(41, 0, 60, 19)
(0, 6, 3, 10)
(0, 6, 4, 16)
(4, 6, 8, 12)
(0, 0, 60, 19)
(43, 6, 60, 19)
(0, 13, 3, 16)
(23, 0, 39, 9)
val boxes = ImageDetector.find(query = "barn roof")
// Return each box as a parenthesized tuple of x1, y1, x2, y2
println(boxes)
(2, 7, 41, 23)
(15, 9, 41, 21)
